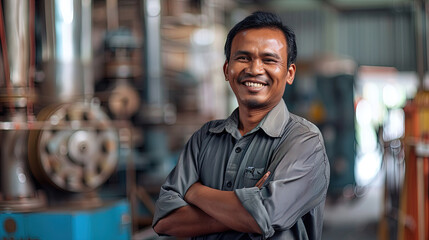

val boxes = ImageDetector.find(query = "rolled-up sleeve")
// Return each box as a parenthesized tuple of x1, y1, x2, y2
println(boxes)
(235, 133, 330, 239)
(152, 128, 204, 227)
(235, 186, 275, 238)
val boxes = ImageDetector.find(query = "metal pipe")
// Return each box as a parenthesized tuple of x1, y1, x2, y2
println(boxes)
(0, 0, 14, 114)
(0, 0, 43, 209)
(106, 0, 119, 31)
(4, 0, 29, 88)
(144, 0, 163, 105)
(426, 1, 429, 88)
(28, 0, 36, 118)
(40, 0, 93, 102)
(81, 0, 93, 100)
(0, 135, 34, 198)
(0, 112, 38, 202)
(414, 0, 425, 89)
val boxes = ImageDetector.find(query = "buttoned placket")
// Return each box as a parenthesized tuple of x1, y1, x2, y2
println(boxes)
(223, 134, 254, 191)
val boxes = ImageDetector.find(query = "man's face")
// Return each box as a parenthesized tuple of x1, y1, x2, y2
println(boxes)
(223, 28, 296, 110)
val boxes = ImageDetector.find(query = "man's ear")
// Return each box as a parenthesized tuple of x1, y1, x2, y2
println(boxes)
(223, 60, 229, 81)
(286, 63, 296, 85)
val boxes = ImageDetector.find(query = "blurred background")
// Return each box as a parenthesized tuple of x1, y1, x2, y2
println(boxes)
(0, 0, 428, 239)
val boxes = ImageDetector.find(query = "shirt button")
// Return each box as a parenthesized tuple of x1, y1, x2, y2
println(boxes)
(226, 181, 232, 187)
(235, 147, 242, 153)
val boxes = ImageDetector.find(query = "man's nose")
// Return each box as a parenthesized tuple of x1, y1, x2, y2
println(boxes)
(246, 59, 264, 75)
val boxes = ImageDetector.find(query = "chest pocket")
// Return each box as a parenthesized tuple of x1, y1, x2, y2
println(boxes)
(242, 167, 265, 187)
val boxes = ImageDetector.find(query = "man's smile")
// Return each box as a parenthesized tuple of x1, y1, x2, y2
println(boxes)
(244, 82, 266, 88)
(239, 74, 269, 92)
(239, 74, 270, 93)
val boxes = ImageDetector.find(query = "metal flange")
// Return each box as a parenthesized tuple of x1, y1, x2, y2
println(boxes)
(28, 102, 119, 193)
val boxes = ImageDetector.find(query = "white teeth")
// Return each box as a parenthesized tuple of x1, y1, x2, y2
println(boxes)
(244, 82, 264, 87)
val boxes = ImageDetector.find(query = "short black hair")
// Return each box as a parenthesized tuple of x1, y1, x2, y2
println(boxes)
(224, 11, 297, 67)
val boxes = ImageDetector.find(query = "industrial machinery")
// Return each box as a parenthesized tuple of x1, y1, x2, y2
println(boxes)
(0, 0, 228, 238)
(398, 90, 429, 240)
(0, 1, 131, 239)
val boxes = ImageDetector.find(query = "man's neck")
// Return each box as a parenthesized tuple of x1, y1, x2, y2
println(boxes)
(238, 105, 275, 136)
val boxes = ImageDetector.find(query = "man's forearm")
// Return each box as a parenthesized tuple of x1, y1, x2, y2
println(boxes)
(153, 204, 230, 237)
(185, 182, 262, 234)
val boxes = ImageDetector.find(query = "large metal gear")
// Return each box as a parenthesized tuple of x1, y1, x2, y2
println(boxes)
(28, 102, 118, 193)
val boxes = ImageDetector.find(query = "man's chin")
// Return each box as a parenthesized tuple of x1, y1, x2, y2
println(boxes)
(244, 99, 267, 109)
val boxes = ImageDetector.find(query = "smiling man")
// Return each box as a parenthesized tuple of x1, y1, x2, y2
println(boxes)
(152, 11, 330, 240)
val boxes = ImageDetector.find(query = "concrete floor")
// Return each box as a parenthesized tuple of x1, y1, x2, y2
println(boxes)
(322, 177, 383, 240)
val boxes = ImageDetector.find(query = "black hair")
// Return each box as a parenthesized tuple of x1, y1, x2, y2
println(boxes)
(224, 11, 297, 67)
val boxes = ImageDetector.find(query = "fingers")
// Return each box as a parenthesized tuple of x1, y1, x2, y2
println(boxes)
(255, 171, 271, 189)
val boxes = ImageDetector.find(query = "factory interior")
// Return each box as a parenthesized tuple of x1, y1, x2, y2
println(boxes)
(0, 0, 429, 239)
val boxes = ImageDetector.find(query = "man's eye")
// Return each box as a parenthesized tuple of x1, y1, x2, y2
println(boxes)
(236, 56, 249, 61)
(264, 59, 277, 63)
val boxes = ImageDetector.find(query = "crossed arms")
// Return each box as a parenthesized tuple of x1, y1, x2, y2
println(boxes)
(152, 122, 329, 239)
(153, 172, 271, 237)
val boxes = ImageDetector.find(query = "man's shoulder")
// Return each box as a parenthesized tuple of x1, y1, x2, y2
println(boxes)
(281, 113, 325, 152)
(274, 113, 328, 171)
(192, 119, 228, 137)
(200, 119, 226, 131)
(287, 113, 322, 137)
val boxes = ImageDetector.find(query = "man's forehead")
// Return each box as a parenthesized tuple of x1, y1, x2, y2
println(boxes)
(231, 28, 287, 53)
(234, 28, 286, 44)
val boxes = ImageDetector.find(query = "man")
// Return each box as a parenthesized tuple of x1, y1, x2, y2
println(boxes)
(152, 11, 330, 239)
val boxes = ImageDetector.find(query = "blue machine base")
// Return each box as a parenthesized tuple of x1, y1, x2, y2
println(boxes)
(0, 200, 131, 240)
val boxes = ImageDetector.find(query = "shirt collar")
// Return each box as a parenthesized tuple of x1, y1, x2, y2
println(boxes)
(209, 99, 290, 138)
(259, 99, 290, 137)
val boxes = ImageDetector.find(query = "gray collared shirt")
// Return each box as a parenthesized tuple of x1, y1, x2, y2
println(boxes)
(152, 99, 330, 240)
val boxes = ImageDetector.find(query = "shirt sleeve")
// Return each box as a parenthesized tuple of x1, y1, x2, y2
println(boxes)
(151, 126, 204, 228)
(235, 132, 330, 239)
